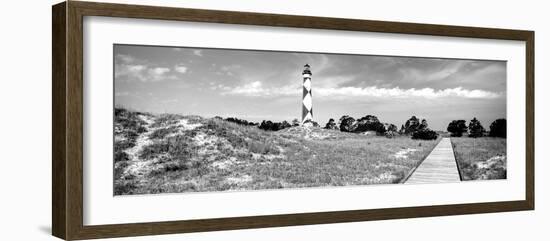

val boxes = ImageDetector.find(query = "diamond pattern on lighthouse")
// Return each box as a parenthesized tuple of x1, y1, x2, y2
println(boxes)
(301, 64, 313, 125)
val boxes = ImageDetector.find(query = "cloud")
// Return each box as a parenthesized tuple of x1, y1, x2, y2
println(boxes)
(223, 81, 501, 100)
(149, 67, 170, 75)
(174, 65, 188, 74)
(116, 54, 135, 63)
(116, 64, 176, 82)
(127, 64, 146, 72)
(315, 86, 502, 99)
(193, 50, 203, 57)
(222, 81, 299, 97)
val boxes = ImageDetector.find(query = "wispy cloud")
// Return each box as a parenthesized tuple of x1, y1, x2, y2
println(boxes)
(174, 64, 188, 74)
(316, 86, 502, 99)
(223, 82, 501, 100)
(193, 50, 203, 57)
(116, 54, 135, 63)
(115, 54, 177, 82)
(222, 81, 299, 97)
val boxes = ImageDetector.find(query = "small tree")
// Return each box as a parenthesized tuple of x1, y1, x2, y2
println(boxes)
(419, 119, 428, 130)
(387, 124, 398, 133)
(411, 129, 438, 140)
(291, 118, 300, 127)
(489, 118, 506, 138)
(399, 124, 406, 134)
(403, 116, 421, 134)
(385, 124, 398, 138)
(447, 120, 467, 137)
(339, 115, 356, 132)
(468, 117, 485, 138)
(324, 118, 338, 130)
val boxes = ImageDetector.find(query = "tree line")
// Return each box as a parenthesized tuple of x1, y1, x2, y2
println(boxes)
(447, 118, 506, 138)
(220, 115, 506, 140)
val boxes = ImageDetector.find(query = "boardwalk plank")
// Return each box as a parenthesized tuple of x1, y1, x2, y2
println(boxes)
(405, 138, 460, 184)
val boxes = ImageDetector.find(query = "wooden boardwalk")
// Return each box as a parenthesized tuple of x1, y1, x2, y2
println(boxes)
(405, 138, 461, 184)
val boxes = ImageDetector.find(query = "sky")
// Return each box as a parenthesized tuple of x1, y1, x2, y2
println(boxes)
(114, 44, 506, 131)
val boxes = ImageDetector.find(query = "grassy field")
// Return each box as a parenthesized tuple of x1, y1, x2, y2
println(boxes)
(451, 137, 507, 180)
(114, 108, 441, 195)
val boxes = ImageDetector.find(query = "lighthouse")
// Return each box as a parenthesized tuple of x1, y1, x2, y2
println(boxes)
(301, 64, 313, 125)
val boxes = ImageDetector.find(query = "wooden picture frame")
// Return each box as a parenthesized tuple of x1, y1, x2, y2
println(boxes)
(52, 1, 534, 240)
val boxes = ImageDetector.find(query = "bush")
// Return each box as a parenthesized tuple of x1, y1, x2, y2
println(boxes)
(324, 118, 338, 130)
(403, 116, 420, 134)
(225, 117, 258, 126)
(468, 117, 485, 138)
(259, 120, 292, 131)
(354, 115, 386, 135)
(447, 120, 467, 137)
(489, 119, 506, 138)
(411, 129, 438, 140)
(338, 115, 356, 132)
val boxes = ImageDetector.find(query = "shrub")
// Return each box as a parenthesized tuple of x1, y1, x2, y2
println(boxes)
(468, 117, 485, 138)
(225, 117, 258, 126)
(411, 129, 438, 140)
(447, 120, 467, 137)
(324, 118, 338, 130)
(354, 115, 386, 134)
(489, 119, 506, 138)
(403, 116, 421, 134)
(259, 120, 292, 131)
(338, 115, 356, 132)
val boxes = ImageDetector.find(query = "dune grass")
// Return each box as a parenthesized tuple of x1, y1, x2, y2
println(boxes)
(451, 137, 507, 180)
(114, 108, 441, 195)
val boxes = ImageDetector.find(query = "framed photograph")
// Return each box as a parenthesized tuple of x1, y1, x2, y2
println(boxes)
(52, 1, 534, 240)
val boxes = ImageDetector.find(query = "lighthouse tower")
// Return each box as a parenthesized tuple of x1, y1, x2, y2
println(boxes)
(301, 64, 313, 125)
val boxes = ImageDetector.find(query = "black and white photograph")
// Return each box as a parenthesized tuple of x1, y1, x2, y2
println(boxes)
(113, 44, 507, 195)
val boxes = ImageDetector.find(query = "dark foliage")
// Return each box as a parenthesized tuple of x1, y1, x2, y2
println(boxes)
(324, 118, 338, 130)
(404, 116, 420, 134)
(489, 118, 506, 138)
(468, 117, 485, 138)
(291, 118, 300, 127)
(354, 115, 386, 134)
(338, 115, 356, 132)
(447, 120, 468, 137)
(411, 129, 439, 140)
(386, 124, 398, 133)
(225, 117, 258, 126)
(259, 120, 292, 131)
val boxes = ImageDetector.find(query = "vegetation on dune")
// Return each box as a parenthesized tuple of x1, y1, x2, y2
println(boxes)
(113, 108, 441, 195)
(451, 137, 507, 180)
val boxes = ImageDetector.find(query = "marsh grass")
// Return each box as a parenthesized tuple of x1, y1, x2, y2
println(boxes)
(451, 137, 507, 180)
